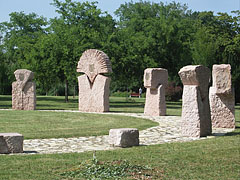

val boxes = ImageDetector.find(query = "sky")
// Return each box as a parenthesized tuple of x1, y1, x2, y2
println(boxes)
(0, 0, 239, 22)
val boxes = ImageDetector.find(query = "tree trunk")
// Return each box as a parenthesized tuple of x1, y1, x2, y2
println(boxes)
(73, 85, 75, 99)
(65, 79, 69, 102)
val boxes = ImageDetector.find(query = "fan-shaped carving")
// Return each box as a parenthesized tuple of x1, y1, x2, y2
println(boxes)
(77, 49, 112, 83)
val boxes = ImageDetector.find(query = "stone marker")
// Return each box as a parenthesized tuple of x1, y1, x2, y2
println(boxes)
(144, 68, 168, 116)
(179, 65, 212, 137)
(77, 49, 112, 112)
(12, 69, 36, 110)
(209, 64, 235, 128)
(108, 128, 139, 148)
(0, 133, 23, 154)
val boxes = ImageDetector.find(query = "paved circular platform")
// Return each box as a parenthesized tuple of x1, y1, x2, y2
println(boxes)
(20, 112, 233, 154)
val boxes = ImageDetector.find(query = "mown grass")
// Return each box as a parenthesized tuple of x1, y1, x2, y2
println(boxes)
(0, 110, 157, 139)
(0, 95, 182, 115)
(1, 133, 239, 180)
(0, 95, 239, 179)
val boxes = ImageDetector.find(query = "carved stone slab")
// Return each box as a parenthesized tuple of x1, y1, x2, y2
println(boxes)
(12, 69, 36, 110)
(78, 74, 111, 112)
(144, 85, 166, 116)
(179, 65, 211, 137)
(209, 64, 235, 128)
(212, 64, 232, 94)
(77, 49, 112, 84)
(144, 68, 168, 89)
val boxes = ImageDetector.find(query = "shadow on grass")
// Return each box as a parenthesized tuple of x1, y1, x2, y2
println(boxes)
(0, 104, 11, 108)
(167, 106, 181, 109)
(110, 104, 144, 108)
(37, 97, 78, 103)
(225, 131, 240, 136)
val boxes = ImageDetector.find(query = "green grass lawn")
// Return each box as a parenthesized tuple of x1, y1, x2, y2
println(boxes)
(0, 110, 157, 139)
(0, 95, 182, 115)
(0, 95, 239, 179)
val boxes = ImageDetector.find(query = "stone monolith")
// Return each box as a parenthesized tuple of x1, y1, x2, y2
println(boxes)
(179, 65, 211, 137)
(144, 68, 168, 116)
(209, 64, 235, 128)
(77, 49, 112, 112)
(12, 69, 36, 110)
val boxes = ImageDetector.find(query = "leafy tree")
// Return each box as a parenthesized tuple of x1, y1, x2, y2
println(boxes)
(49, 0, 116, 102)
(0, 12, 48, 94)
(113, 1, 195, 92)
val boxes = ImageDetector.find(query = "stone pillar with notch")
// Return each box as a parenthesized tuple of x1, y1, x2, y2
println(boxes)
(144, 68, 168, 116)
(12, 69, 36, 110)
(77, 49, 112, 112)
(178, 65, 212, 137)
(209, 64, 235, 128)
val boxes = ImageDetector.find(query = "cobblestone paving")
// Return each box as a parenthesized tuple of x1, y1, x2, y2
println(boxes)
(21, 111, 234, 154)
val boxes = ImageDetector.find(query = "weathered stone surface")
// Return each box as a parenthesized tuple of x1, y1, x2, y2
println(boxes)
(12, 69, 36, 110)
(212, 64, 232, 94)
(12, 82, 36, 110)
(144, 85, 166, 116)
(78, 74, 110, 112)
(77, 49, 112, 113)
(0, 133, 23, 154)
(144, 68, 168, 116)
(178, 65, 211, 99)
(181, 86, 212, 137)
(0, 136, 9, 154)
(209, 87, 235, 128)
(144, 68, 168, 89)
(77, 49, 112, 84)
(209, 64, 235, 128)
(108, 128, 139, 148)
(179, 65, 211, 137)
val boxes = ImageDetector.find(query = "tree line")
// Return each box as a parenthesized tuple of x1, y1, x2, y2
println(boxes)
(0, 0, 239, 102)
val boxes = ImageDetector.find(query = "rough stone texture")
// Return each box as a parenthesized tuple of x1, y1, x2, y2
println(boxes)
(77, 49, 112, 83)
(0, 133, 23, 154)
(144, 68, 168, 116)
(144, 68, 168, 88)
(78, 74, 111, 112)
(209, 64, 235, 128)
(12, 82, 36, 110)
(12, 69, 36, 110)
(144, 85, 166, 116)
(108, 128, 139, 148)
(178, 65, 210, 99)
(77, 49, 112, 113)
(212, 64, 232, 94)
(179, 65, 211, 137)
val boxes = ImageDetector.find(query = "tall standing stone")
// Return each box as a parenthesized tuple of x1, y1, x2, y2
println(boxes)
(209, 64, 235, 128)
(144, 68, 168, 116)
(77, 49, 112, 112)
(12, 69, 36, 110)
(178, 65, 211, 137)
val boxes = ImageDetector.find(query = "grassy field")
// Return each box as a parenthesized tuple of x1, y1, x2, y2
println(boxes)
(0, 95, 182, 116)
(0, 110, 157, 139)
(0, 95, 239, 179)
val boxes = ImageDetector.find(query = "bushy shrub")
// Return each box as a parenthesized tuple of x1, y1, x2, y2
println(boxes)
(165, 82, 182, 101)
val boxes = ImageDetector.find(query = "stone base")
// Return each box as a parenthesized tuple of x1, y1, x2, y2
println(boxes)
(78, 74, 110, 112)
(144, 85, 166, 116)
(181, 85, 212, 137)
(0, 133, 23, 154)
(108, 128, 139, 148)
(12, 82, 36, 110)
(209, 87, 235, 128)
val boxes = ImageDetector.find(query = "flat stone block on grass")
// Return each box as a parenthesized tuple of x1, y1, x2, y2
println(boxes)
(0, 133, 23, 154)
(109, 128, 139, 148)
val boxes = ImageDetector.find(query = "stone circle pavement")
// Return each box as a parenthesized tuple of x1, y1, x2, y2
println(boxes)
(2, 110, 234, 155)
